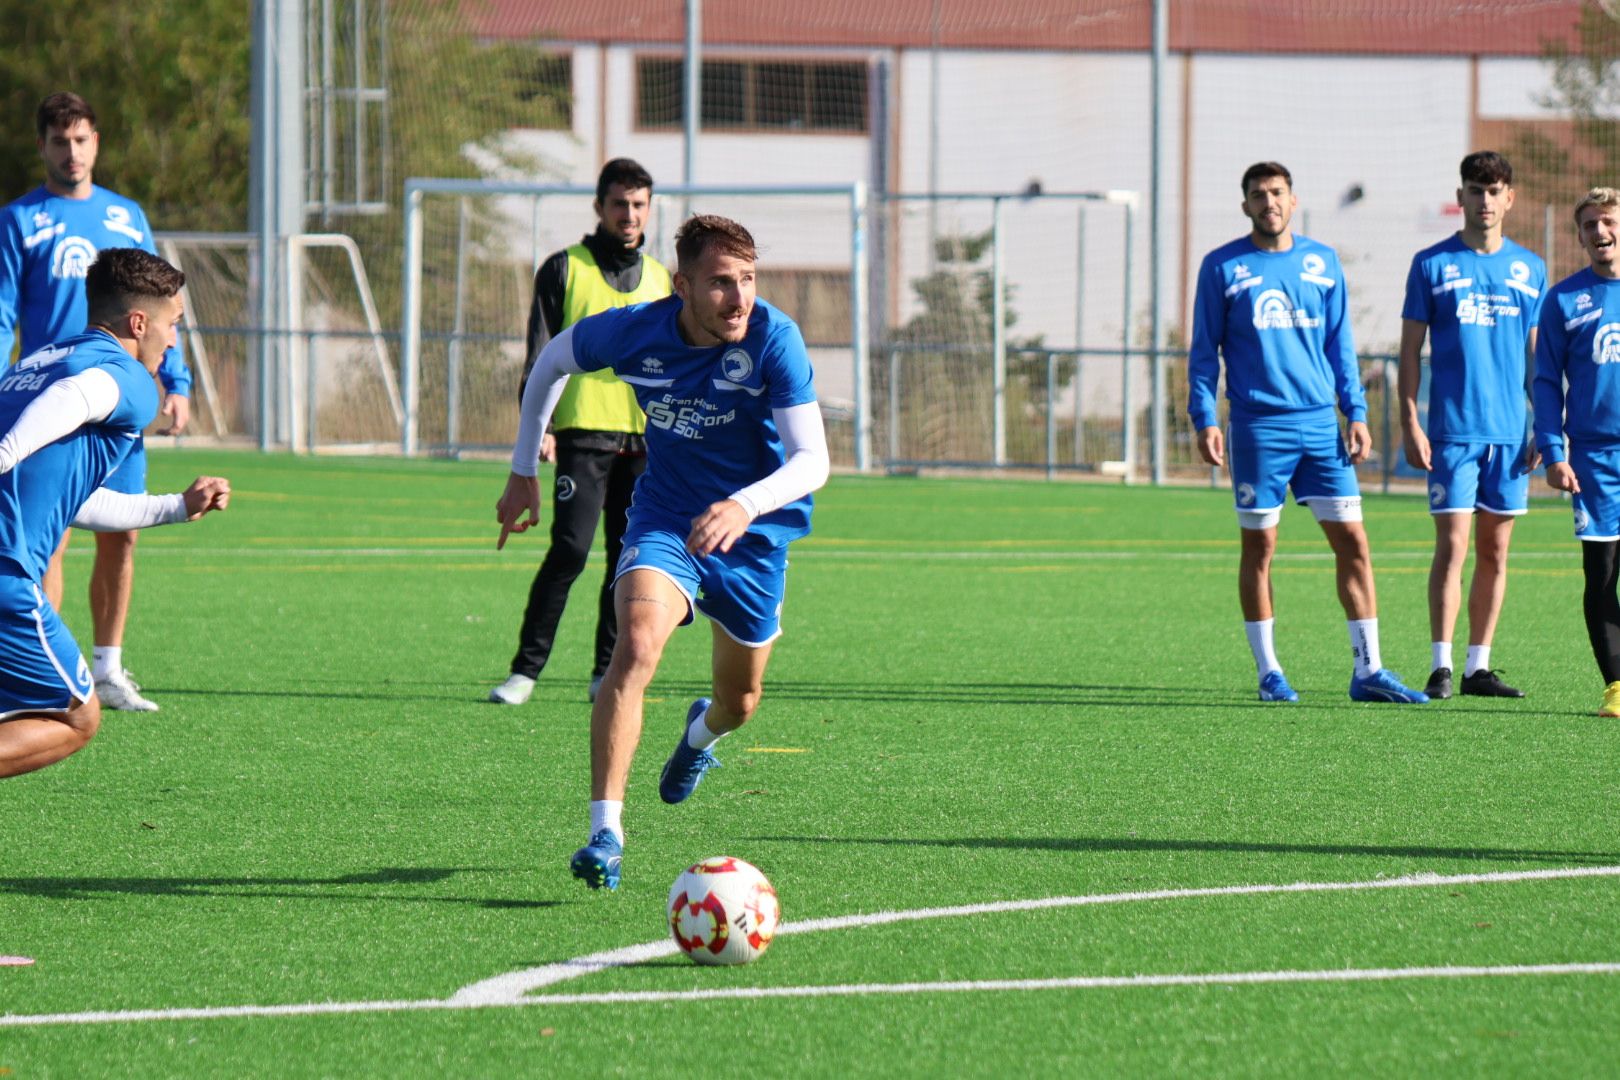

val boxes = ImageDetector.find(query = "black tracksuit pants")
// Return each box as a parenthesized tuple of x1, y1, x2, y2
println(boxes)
(509, 432, 645, 680)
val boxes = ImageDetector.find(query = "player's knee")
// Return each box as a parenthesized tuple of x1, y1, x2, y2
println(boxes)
(67, 696, 101, 743)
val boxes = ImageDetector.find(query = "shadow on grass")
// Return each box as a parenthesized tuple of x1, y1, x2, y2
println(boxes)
(0, 866, 557, 908)
(744, 834, 1620, 865)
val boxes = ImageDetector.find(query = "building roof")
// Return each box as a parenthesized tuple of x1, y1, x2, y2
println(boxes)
(472, 1, 1588, 57)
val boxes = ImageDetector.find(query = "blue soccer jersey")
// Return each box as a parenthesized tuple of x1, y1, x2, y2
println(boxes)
(1532, 268, 1620, 462)
(0, 331, 158, 580)
(1187, 235, 1366, 430)
(0, 185, 188, 395)
(1403, 235, 1545, 443)
(570, 296, 818, 542)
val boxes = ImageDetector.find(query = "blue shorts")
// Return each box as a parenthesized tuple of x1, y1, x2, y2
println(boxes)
(103, 435, 148, 496)
(1426, 441, 1530, 516)
(1570, 445, 1620, 541)
(1228, 418, 1360, 514)
(0, 573, 92, 719)
(613, 511, 790, 647)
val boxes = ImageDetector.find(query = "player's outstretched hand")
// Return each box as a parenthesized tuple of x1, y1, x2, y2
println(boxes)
(687, 499, 751, 557)
(1196, 426, 1224, 468)
(496, 472, 541, 550)
(160, 394, 191, 436)
(1547, 461, 1581, 494)
(1346, 420, 1372, 465)
(1401, 423, 1431, 471)
(182, 476, 231, 520)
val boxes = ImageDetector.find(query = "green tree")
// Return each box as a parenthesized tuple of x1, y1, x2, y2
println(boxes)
(0, 0, 252, 229)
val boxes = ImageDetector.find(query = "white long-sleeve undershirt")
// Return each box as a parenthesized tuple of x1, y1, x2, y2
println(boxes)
(508, 323, 829, 521)
(71, 488, 189, 531)
(0, 368, 122, 474)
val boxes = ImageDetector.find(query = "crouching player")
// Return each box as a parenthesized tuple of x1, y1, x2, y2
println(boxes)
(1533, 188, 1620, 716)
(0, 248, 229, 779)
(495, 215, 829, 890)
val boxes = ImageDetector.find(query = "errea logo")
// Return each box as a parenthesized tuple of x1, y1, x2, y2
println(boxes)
(640, 357, 664, 374)
(1233, 263, 1251, 279)
(1443, 264, 1462, 280)
(1577, 292, 1595, 310)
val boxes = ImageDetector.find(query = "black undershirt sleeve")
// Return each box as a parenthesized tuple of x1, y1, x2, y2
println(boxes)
(521, 251, 570, 398)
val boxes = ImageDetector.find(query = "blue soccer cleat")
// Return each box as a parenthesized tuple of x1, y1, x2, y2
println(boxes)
(1258, 670, 1299, 702)
(659, 697, 722, 805)
(570, 829, 623, 891)
(1349, 668, 1430, 704)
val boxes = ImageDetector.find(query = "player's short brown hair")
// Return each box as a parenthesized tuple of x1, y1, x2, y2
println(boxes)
(675, 215, 757, 272)
(1460, 151, 1513, 187)
(85, 249, 185, 327)
(596, 158, 654, 203)
(36, 92, 95, 138)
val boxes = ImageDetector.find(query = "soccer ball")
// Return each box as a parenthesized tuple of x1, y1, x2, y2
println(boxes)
(667, 856, 780, 966)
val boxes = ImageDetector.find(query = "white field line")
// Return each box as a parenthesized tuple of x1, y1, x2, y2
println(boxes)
(99, 547, 1581, 562)
(451, 863, 1620, 1005)
(4, 863, 1616, 1028)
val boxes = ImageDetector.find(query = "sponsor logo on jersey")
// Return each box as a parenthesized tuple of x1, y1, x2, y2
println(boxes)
(1593, 323, 1620, 366)
(721, 349, 754, 383)
(1252, 289, 1322, 331)
(645, 394, 737, 440)
(1429, 481, 1446, 507)
(50, 236, 98, 280)
(1236, 482, 1257, 507)
(555, 474, 576, 501)
(15, 343, 73, 370)
(0, 343, 73, 392)
(641, 356, 664, 374)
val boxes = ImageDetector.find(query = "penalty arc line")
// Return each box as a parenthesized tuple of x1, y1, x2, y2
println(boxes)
(448, 862, 1620, 1005)
(5, 863, 1619, 1028)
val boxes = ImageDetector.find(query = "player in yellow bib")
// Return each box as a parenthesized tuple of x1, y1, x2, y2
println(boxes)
(490, 159, 672, 705)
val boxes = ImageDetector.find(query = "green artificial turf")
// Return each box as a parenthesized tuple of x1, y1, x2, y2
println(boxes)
(3, 450, 1617, 1076)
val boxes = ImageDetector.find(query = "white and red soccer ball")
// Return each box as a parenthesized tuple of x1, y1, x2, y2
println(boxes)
(667, 856, 780, 965)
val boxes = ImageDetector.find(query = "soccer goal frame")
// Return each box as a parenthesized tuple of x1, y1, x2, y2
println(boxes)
(399, 179, 871, 465)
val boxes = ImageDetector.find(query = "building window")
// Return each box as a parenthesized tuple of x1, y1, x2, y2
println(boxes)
(763, 268, 852, 346)
(516, 53, 572, 129)
(636, 57, 867, 133)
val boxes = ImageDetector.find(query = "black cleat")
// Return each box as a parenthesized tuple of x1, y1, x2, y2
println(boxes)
(1424, 667, 1453, 700)
(1459, 669, 1525, 698)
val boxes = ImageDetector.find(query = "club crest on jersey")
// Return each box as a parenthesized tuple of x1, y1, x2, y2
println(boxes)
(1252, 289, 1321, 331)
(1429, 481, 1446, 507)
(617, 545, 640, 571)
(721, 349, 754, 383)
(1593, 323, 1620, 366)
(1301, 253, 1326, 276)
(102, 205, 144, 243)
(1510, 260, 1531, 282)
(1236, 483, 1257, 507)
(51, 236, 98, 280)
(555, 474, 576, 501)
(1575, 507, 1593, 535)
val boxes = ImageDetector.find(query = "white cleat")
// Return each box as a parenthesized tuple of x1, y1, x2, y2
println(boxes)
(489, 673, 536, 705)
(589, 675, 604, 704)
(95, 670, 159, 712)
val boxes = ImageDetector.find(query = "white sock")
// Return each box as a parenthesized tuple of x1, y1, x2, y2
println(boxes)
(1244, 619, 1281, 676)
(685, 703, 728, 751)
(1432, 642, 1452, 673)
(92, 646, 122, 681)
(1466, 644, 1491, 676)
(1348, 619, 1381, 678)
(589, 800, 623, 844)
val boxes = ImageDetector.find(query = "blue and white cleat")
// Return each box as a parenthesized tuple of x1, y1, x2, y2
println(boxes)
(1258, 670, 1299, 702)
(570, 829, 623, 890)
(1349, 668, 1429, 704)
(659, 697, 722, 805)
